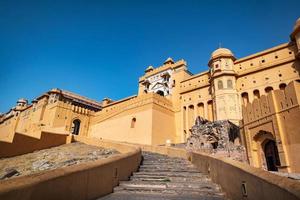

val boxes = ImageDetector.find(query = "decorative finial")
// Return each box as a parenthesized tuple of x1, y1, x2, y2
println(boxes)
(219, 42, 222, 48)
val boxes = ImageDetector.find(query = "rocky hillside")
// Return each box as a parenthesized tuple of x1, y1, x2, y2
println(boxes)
(0, 142, 119, 180)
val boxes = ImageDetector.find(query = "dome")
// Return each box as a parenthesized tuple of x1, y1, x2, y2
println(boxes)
(164, 57, 174, 64)
(17, 98, 27, 104)
(293, 17, 300, 31)
(210, 48, 234, 60)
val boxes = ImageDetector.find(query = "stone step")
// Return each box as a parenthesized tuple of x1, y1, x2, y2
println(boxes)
(97, 151, 226, 200)
(140, 163, 195, 167)
(138, 168, 199, 173)
(139, 165, 198, 171)
(114, 185, 225, 197)
(130, 176, 211, 183)
(133, 171, 207, 178)
(142, 157, 187, 161)
(143, 156, 188, 161)
(100, 192, 225, 200)
(119, 181, 221, 190)
(141, 161, 191, 166)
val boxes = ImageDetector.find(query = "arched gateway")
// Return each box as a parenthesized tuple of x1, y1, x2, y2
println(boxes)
(263, 140, 281, 171)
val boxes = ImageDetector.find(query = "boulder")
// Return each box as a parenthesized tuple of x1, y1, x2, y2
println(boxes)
(186, 116, 247, 162)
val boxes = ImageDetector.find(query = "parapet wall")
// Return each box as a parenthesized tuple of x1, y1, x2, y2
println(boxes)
(0, 136, 142, 200)
(0, 131, 69, 158)
(91, 92, 173, 124)
(190, 151, 300, 200)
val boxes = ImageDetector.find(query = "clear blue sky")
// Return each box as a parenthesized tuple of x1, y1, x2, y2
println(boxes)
(0, 0, 299, 112)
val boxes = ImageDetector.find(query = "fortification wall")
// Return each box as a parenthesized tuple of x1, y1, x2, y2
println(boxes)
(235, 43, 300, 105)
(234, 43, 296, 74)
(0, 97, 94, 145)
(89, 93, 176, 145)
(179, 71, 210, 94)
(241, 81, 300, 172)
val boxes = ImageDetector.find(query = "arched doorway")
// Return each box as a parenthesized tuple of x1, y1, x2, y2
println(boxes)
(263, 140, 280, 171)
(71, 119, 81, 135)
(156, 90, 164, 96)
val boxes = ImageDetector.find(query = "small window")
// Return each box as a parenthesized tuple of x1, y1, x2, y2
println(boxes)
(218, 80, 223, 89)
(227, 79, 233, 89)
(279, 83, 286, 90)
(265, 86, 273, 93)
(131, 118, 136, 128)
(253, 90, 260, 99)
(262, 60, 265, 63)
(275, 56, 278, 59)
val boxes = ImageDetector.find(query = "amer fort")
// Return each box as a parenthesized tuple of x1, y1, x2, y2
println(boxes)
(0, 17, 300, 200)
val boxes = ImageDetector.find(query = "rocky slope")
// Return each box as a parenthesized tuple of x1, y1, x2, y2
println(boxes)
(0, 142, 119, 180)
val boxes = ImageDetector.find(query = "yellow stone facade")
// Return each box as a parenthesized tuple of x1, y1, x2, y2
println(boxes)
(1, 18, 300, 172)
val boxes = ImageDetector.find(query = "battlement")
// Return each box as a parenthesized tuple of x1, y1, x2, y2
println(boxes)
(242, 80, 300, 125)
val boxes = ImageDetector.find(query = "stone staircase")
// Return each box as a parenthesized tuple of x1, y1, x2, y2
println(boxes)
(99, 152, 226, 200)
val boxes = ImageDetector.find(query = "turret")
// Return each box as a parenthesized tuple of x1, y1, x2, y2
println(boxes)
(290, 18, 300, 59)
(207, 48, 241, 125)
(102, 97, 113, 107)
(164, 57, 175, 65)
(145, 65, 154, 73)
(16, 98, 28, 110)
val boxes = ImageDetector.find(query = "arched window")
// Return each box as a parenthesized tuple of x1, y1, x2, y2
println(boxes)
(253, 90, 260, 99)
(207, 100, 213, 121)
(217, 80, 223, 90)
(131, 117, 136, 128)
(197, 103, 204, 117)
(241, 92, 249, 105)
(71, 119, 81, 135)
(279, 83, 287, 90)
(227, 79, 233, 89)
(265, 86, 273, 94)
(156, 90, 164, 96)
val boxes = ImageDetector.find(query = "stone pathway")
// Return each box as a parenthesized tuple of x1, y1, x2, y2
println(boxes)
(99, 152, 226, 200)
